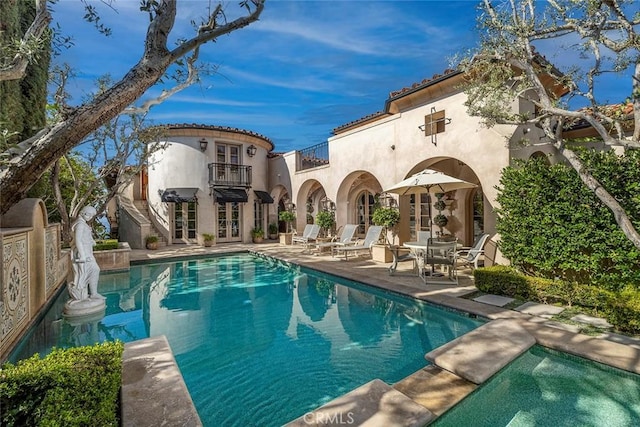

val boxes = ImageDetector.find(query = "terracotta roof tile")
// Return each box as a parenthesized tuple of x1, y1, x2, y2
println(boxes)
(161, 123, 273, 144)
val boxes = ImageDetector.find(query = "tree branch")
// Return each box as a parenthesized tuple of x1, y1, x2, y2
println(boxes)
(0, 0, 51, 81)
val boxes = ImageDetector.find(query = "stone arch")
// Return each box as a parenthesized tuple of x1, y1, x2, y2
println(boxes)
(271, 184, 291, 233)
(530, 150, 551, 165)
(335, 171, 383, 237)
(390, 157, 484, 246)
(294, 179, 328, 232)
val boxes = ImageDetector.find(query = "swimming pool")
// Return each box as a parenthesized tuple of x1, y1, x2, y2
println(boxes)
(8, 253, 482, 426)
(432, 345, 640, 427)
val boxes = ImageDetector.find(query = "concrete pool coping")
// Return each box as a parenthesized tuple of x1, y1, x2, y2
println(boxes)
(124, 242, 640, 426)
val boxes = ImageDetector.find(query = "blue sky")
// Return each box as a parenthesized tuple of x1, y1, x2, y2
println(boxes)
(50, 0, 633, 153)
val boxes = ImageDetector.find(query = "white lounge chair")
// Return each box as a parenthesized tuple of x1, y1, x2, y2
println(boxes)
(456, 233, 490, 270)
(292, 224, 314, 244)
(315, 224, 358, 255)
(292, 224, 320, 246)
(334, 226, 383, 260)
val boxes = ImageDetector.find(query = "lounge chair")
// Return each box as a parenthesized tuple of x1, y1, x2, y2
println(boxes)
(334, 226, 383, 260)
(292, 224, 320, 246)
(315, 224, 358, 255)
(292, 224, 314, 244)
(456, 233, 490, 270)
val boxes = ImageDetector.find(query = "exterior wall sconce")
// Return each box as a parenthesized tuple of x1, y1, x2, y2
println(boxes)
(199, 138, 208, 152)
(247, 144, 257, 157)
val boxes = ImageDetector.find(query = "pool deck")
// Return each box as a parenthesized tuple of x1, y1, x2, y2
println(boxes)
(125, 242, 640, 426)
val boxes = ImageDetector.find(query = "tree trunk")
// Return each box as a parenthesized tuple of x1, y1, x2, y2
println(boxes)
(0, 0, 264, 214)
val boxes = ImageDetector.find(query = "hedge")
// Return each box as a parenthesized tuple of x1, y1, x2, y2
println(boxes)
(94, 239, 120, 251)
(0, 341, 124, 427)
(474, 266, 640, 334)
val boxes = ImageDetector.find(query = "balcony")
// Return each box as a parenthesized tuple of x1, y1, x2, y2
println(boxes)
(296, 141, 329, 171)
(208, 163, 252, 187)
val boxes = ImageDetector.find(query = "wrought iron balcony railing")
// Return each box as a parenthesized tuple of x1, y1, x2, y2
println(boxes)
(296, 141, 329, 171)
(208, 163, 252, 187)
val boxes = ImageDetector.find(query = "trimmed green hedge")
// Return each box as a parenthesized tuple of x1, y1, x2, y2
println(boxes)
(474, 266, 640, 334)
(0, 341, 124, 427)
(94, 239, 120, 251)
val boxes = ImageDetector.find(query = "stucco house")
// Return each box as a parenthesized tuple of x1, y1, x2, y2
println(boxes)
(113, 69, 561, 255)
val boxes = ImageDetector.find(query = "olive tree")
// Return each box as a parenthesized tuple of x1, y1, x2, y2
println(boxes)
(461, 0, 640, 249)
(0, 0, 265, 214)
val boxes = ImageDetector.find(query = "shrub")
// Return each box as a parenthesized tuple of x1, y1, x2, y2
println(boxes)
(0, 341, 124, 427)
(495, 154, 640, 290)
(93, 239, 119, 251)
(251, 227, 264, 238)
(605, 286, 640, 335)
(315, 210, 335, 235)
(202, 233, 215, 242)
(268, 223, 278, 234)
(278, 211, 296, 232)
(145, 235, 159, 244)
(372, 207, 400, 229)
(474, 266, 640, 334)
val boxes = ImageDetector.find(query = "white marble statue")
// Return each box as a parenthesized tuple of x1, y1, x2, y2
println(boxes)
(65, 206, 106, 316)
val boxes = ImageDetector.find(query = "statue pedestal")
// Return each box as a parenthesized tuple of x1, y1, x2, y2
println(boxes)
(64, 298, 106, 318)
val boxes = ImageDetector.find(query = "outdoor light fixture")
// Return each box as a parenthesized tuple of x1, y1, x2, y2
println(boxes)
(247, 144, 257, 157)
(199, 138, 208, 152)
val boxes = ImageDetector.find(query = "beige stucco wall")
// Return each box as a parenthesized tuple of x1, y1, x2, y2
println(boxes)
(288, 89, 516, 247)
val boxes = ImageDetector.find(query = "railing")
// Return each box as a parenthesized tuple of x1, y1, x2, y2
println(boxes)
(208, 163, 252, 187)
(296, 141, 329, 171)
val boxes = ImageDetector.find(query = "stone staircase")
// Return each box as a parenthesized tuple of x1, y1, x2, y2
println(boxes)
(133, 200, 168, 247)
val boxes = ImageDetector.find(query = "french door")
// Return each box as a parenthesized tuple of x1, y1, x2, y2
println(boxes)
(173, 202, 197, 244)
(355, 191, 375, 237)
(216, 143, 241, 184)
(217, 203, 242, 243)
(409, 193, 431, 241)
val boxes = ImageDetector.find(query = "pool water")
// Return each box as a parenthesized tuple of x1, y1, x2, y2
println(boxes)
(8, 253, 482, 426)
(433, 345, 640, 427)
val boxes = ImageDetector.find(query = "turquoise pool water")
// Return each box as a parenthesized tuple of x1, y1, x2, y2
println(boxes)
(433, 345, 640, 427)
(8, 253, 482, 426)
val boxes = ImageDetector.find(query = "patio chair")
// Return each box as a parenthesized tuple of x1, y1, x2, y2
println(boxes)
(292, 224, 321, 247)
(388, 230, 431, 275)
(423, 238, 459, 285)
(315, 224, 358, 255)
(334, 226, 383, 260)
(455, 233, 490, 270)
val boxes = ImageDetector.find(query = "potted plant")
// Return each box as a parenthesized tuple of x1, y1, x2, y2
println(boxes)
(433, 214, 449, 236)
(278, 211, 296, 245)
(202, 233, 215, 247)
(315, 210, 336, 238)
(251, 227, 265, 243)
(268, 223, 279, 240)
(145, 235, 159, 250)
(371, 206, 401, 263)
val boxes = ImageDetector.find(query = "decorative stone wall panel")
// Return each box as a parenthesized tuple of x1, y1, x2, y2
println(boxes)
(1, 233, 30, 355)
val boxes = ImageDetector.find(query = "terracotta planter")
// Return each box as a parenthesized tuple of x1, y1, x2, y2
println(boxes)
(253, 237, 264, 244)
(204, 240, 214, 247)
(146, 241, 158, 250)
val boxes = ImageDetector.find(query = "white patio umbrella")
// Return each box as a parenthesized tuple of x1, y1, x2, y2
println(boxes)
(383, 169, 477, 237)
